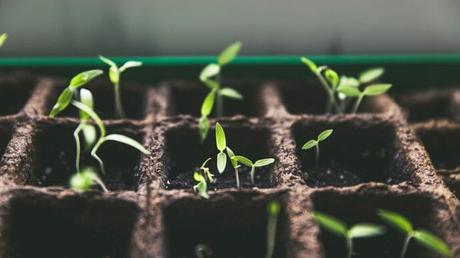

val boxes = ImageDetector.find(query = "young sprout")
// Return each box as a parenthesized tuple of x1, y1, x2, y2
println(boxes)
(199, 42, 243, 142)
(195, 244, 213, 258)
(301, 57, 341, 113)
(71, 100, 150, 175)
(266, 200, 281, 258)
(302, 129, 333, 168)
(313, 211, 385, 258)
(338, 83, 392, 113)
(226, 146, 241, 188)
(378, 209, 452, 258)
(70, 167, 108, 192)
(231, 155, 275, 185)
(193, 158, 215, 199)
(99, 56, 142, 118)
(215, 122, 228, 173)
(49, 69, 104, 117)
(0, 33, 7, 48)
(73, 89, 97, 173)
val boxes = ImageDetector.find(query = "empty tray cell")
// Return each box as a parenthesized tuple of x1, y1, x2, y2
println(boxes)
(164, 122, 274, 189)
(312, 191, 444, 258)
(167, 81, 263, 117)
(48, 80, 146, 120)
(163, 192, 289, 258)
(279, 80, 387, 115)
(395, 89, 459, 123)
(0, 76, 36, 116)
(30, 122, 146, 191)
(1, 192, 139, 258)
(292, 119, 411, 187)
(415, 125, 460, 173)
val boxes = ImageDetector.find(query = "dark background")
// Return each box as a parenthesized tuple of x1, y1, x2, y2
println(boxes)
(1, 0, 460, 57)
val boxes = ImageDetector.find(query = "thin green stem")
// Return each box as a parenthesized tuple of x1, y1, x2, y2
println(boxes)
(352, 94, 364, 114)
(346, 237, 353, 258)
(91, 174, 109, 192)
(316, 73, 342, 114)
(91, 138, 106, 174)
(250, 166, 255, 185)
(315, 144, 320, 169)
(114, 82, 125, 118)
(400, 234, 412, 258)
(215, 73, 223, 117)
(234, 166, 240, 189)
(265, 209, 279, 258)
(73, 124, 84, 173)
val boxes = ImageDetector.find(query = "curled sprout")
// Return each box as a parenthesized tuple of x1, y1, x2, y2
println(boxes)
(313, 211, 386, 258)
(231, 155, 275, 185)
(302, 129, 333, 168)
(0, 33, 7, 48)
(193, 158, 215, 199)
(199, 42, 243, 142)
(378, 209, 452, 258)
(99, 56, 142, 118)
(70, 167, 108, 192)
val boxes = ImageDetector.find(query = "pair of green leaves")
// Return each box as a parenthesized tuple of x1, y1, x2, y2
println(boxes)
(215, 122, 227, 173)
(0, 33, 7, 48)
(99, 55, 142, 85)
(231, 155, 275, 185)
(338, 83, 392, 98)
(313, 211, 385, 240)
(49, 69, 104, 117)
(378, 209, 452, 257)
(302, 129, 333, 150)
(193, 158, 215, 199)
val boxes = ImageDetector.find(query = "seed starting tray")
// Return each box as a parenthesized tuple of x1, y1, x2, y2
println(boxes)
(0, 68, 458, 258)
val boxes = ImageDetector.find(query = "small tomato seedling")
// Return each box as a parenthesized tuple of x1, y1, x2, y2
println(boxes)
(378, 209, 452, 258)
(71, 100, 150, 175)
(193, 158, 215, 199)
(313, 211, 385, 258)
(0, 33, 7, 48)
(266, 200, 281, 258)
(226, 146, 241, 188)
(199, 42, 243, 142)
(231, 155, 275, 185)
(338, 83, 392, 113)
(99, 55, 142, 118)
(302, 129, 333, 168)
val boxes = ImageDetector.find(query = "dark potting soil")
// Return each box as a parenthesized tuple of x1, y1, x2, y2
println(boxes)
(31, 122, 143, 191)
(163, 192, 289, 258)
(2, 191, 139, 258)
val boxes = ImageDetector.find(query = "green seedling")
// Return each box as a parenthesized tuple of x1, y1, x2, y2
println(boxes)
(266, 200, 281, 258)
(70, 167, 108, 192)
(338, 83, 392, 113)
(226, 146, 241, 188)
(0, 33, 7, 48)
(301, 57, 341, 113)
(49, 69, 104, 117)
(313, 211, 385, 258)
(73, 88, 97, 173)
(215, 122, 228, 173)
(378, 209, 452, 258)
(231, 155, 275, 185)
(71, 100, 150, 175)
(199, 42, 243, 142)
(193, 158, 215, 199)
(302, 129, 333, 168)
(99, 56, 142, 118)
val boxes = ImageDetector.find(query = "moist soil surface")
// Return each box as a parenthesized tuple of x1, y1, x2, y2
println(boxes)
(0, 75, 459, 258)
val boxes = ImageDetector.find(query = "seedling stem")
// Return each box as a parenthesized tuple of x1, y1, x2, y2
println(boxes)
(266, 200, 280, 258)
(302, 129, 333, 168)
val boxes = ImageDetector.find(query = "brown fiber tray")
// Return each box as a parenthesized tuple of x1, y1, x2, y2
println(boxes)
(0, 72, 458, 258)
